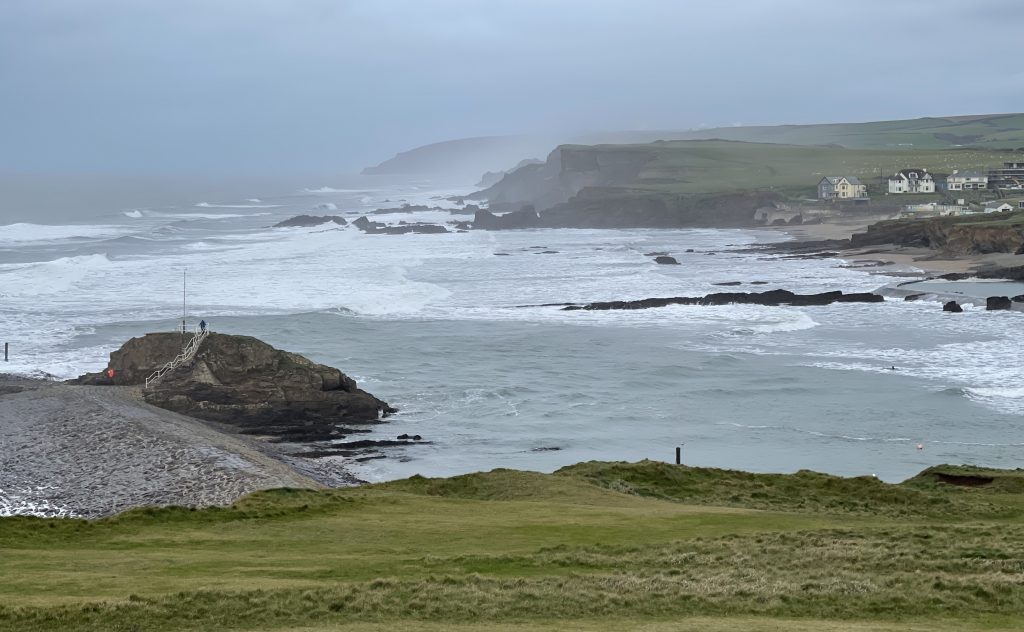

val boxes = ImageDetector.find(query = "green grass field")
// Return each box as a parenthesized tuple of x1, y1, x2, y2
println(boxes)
(675, 113, 1024, 151)
(561, 140, 1018, 199)
(2, 462, 1023, 631)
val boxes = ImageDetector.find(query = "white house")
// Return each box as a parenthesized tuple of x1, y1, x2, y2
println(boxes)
(946, 170, 988, 190)
(818, 176, 867, 200)
(888, 168, 935, 194)
(983, 202, 1014, 213)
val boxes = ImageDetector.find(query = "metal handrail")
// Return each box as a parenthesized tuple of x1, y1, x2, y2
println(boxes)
(144, 327, 209, 389)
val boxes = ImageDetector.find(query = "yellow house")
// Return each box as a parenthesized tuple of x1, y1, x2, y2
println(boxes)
(818, 176, 867, 200)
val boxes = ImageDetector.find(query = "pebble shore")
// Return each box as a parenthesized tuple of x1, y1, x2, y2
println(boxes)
(0, 375, 357, 518)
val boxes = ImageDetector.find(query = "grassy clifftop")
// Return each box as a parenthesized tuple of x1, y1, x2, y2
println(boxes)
(365, 113, 1024, 180)
(2, 462, 1023, 631)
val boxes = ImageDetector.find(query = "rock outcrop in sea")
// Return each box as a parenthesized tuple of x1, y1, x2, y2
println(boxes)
(78, 333, 394, 441)
(561, 289, 884, 311)
(273, 215, 347, 228)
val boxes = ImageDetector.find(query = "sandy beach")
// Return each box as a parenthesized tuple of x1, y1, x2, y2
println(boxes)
(0, 375, 333, 518)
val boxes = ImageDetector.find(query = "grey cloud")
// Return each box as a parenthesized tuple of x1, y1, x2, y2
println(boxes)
(0, 0, 1021, 176)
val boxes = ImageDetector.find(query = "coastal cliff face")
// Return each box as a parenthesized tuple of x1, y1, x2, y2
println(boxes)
(850, 212, 1024, 255)
(476, 145, 656, 211)
(474, 189, 782, 230)
(79, 333, 393, 440)
(472, 142, 785, 229)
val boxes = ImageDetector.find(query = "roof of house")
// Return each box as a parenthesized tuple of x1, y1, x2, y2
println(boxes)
(891, 168, 932, 180)
(820, 176, 863, 185)
(948, 171, 987, 179)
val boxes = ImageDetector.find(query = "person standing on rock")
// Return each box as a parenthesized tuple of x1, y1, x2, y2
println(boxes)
(199, 319, 207, 333)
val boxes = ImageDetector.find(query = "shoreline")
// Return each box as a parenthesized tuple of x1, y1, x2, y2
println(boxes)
(0, 375, 359, 518)
(773, 219, 1024, 278)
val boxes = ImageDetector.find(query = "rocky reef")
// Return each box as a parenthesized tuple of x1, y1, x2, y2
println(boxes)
(78, 333, 394, 441)
(561, 289, 884, 311)
(352, 216, 448, 234)
(273, 215, 347, 228)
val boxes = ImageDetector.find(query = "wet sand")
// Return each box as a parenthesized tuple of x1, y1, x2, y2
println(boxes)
(0, 375, 350, 518)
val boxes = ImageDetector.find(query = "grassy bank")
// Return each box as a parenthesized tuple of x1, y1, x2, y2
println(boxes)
(1, 462, 1023, 631)
(567, 140, 1014, 198)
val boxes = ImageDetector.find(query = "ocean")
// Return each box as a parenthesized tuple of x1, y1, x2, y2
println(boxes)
(1, 177, 1022, 492)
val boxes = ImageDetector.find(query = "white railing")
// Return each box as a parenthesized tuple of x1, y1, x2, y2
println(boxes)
(144, 327, 210, 389)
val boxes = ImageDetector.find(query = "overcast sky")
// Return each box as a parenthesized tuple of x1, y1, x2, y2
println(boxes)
(2, 0, 1022, 176)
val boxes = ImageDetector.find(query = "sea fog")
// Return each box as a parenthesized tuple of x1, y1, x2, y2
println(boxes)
(1, 177, 1022, 486)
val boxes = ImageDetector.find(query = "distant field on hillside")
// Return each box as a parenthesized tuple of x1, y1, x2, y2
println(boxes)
(2, 462, 1023, 631)
(364, 113, 1024, 181)
(563, 140, 1018, 198)
(674, 113, 1024, 150)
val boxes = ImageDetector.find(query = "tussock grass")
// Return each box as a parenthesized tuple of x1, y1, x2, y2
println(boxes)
(556, 460, 1011, 518)
(1, 462, 1023, 631)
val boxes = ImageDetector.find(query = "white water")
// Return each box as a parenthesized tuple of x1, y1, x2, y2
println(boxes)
(1, 180, 1022, 502)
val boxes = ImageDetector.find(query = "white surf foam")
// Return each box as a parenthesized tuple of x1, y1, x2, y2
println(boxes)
(0, 223, 130, 244)
(302, 186, 381, 194)
(122, 210, 144, 219)
(152, 211, 272, 219)
(0, 253, 113, 296)
(195, 202, 282, 209)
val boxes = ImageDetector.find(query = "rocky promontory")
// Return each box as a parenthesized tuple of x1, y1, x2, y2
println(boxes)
(78, 332, 394, 441)
(849, 210, 1024, 255)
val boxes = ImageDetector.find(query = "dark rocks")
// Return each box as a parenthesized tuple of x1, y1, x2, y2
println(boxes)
(943, 301, 964, 313)
(685, 249, 695, 253)
(396, 434, 423, 440)
(370, 204, 434, 215)
(904, 293, 926, 301)
(273, 215, 347, 228)
(654, 256, 679, 265)
(77, 333, 395, 442)
(1012, 294, 1024, 302)
(986, 296, 1012, 310)
(473, 207, 541, 230)
(563, 289, 885, 311)
(750, 281, 768, 285)
(353, 216, 448, 235)
(713, 281, 743, 286)
(449, 203, 480, 215)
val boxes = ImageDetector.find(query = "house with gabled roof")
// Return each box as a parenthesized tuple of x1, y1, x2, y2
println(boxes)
(887, 168, 935, 194)
(817, 176, 867, 200)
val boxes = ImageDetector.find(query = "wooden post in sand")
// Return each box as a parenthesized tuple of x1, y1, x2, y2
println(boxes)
(3, 342, 7, 361)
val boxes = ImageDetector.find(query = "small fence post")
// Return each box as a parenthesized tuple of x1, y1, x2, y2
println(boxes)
(675, 446, 681, 465)
(3, 342, 7, 362)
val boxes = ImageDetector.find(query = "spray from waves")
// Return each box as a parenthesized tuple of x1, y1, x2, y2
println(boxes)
(195, 202, 282, 209)
(123, 210, 144, 218)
